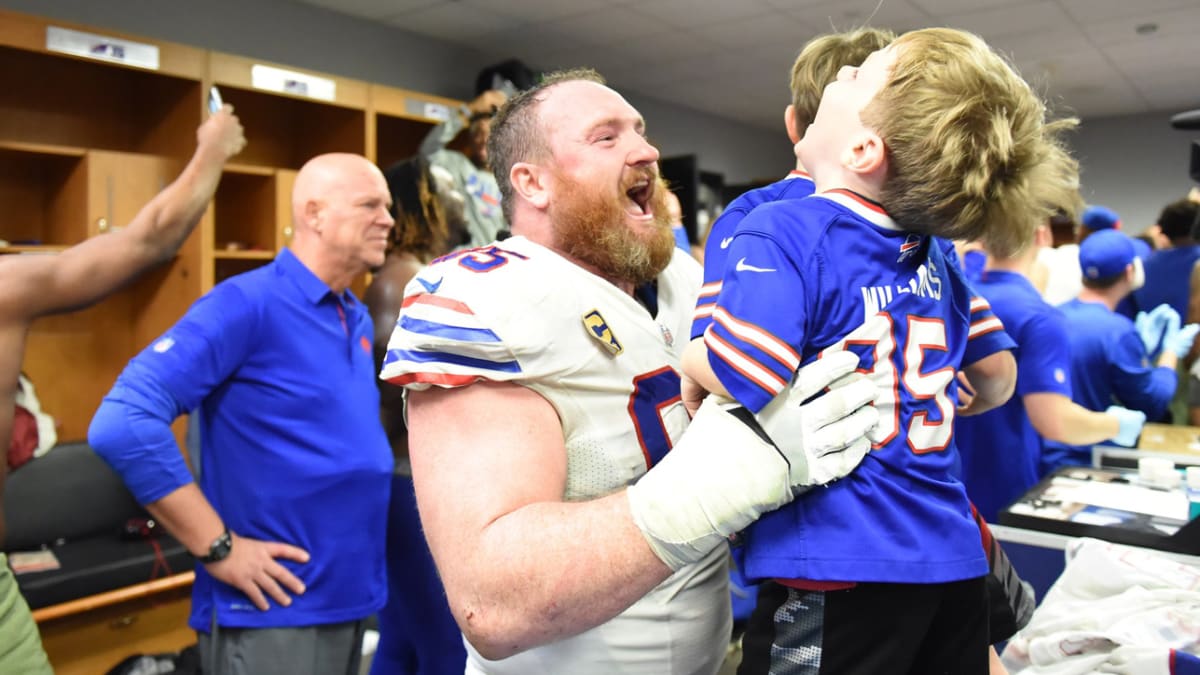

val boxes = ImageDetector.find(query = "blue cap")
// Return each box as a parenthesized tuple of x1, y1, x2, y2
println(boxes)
(1081, 205, 1121, 231)
(1079, 229, 1136, 280)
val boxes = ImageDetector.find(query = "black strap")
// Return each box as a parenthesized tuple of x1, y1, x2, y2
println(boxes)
(726, 405, 777, 447)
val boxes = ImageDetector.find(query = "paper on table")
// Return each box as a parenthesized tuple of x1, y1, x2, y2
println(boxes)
(1048, 476, 1189, 521)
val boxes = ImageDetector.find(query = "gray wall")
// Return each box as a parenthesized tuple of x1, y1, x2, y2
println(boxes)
(8, 1, 1191, 203)
(624, 93, 791, 185)
(0, 0, 787, 184)
(1072, 111, 1197, 234)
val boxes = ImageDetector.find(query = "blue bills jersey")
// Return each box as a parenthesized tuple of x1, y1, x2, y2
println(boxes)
(380, 237, 731, 675)
(693, 171, 814, 339)
(705, 190, 1014, 584)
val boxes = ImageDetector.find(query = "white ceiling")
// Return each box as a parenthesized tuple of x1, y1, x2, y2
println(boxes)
(293, 0, 1200, 131)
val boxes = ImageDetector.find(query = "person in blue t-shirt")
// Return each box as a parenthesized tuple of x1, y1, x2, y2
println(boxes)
(1040, 204, 1122, 307)
(1116, 236, 1153, 320)
(1135, 199, 1200, 323)
(1045, 229, 1200, 472)
(955, 224, 1145, 523)
(89, 153, 396, 675)
(683, 27, 1085, 675)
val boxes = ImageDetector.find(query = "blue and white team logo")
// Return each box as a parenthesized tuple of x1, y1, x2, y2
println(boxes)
(417, 276, 443, 294)
(583, 309, 623, 356)
(898, 233, 921, 263)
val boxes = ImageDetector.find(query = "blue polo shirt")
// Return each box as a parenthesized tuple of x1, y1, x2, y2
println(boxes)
(90, 248, 392, 631)
(954, 270, 1072, 522)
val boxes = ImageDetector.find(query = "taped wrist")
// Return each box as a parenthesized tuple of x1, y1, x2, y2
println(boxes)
(626, 396, 792, 571)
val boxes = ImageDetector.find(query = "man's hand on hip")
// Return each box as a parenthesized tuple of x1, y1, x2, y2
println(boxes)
(205, 534, 310, 611)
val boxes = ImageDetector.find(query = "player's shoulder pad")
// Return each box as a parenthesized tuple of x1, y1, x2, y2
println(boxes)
(411, 237, 576, 319)
(398, 238, 590, 356)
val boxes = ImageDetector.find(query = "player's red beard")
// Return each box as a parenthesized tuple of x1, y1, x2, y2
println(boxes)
(550, 170, 676, 286)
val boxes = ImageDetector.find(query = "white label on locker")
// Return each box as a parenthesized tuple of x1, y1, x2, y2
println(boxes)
(251, 65, 336, 101)
(46, 26, 160, 70)
(422, 102, 451, 122)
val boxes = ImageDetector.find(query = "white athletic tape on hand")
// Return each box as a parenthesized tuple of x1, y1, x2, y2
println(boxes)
(628, 352, 880, 570)
(627, 395, 790, 571)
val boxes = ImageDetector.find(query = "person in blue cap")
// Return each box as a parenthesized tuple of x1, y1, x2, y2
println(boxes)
(1138, 199, 1200, 423)
(955, 223, 1145, 523)
(1114, 237, 1153, 320)
(1045, 229, 1200, 471)
(1040, 204, 1122, 306)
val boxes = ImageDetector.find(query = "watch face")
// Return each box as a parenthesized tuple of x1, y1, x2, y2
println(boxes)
(202, 531, 232, 563)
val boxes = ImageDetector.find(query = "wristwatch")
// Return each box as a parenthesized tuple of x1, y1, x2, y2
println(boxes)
(198, 529, 233, 564)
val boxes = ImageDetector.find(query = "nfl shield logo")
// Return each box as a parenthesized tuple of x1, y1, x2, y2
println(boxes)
(659, 323, 674, 347)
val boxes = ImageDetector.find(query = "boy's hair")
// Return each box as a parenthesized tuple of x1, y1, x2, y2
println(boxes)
(790, 28, 895, 139)
(862, 28, 1082, 258)
(487, 68, 606, 223)
(383, 155, 449, 259)
(1159, 198, 1200, 242)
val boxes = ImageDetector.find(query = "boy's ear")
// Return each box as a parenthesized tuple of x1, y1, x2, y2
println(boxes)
(843, 130, 886, 177)
(511, 162, 550, 210)
(1034, 224, 1053, 249)
(784, 104, 801, 145)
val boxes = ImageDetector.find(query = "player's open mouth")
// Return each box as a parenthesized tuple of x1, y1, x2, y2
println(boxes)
(625, 179, 652, 217)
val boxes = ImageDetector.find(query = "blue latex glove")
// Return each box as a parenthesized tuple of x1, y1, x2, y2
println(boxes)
(1134, 303, 1178, 356)
(1165, 322, 1200, 358)
(1106, 405, 1146, 447)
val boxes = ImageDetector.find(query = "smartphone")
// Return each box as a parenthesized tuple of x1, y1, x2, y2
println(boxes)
(208, 85, 224, 115)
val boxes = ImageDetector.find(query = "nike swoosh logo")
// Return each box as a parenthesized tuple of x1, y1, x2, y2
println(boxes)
(719, 237, 734, 249)
(735, 257, 776, 273)
(418, 277, 443, 294)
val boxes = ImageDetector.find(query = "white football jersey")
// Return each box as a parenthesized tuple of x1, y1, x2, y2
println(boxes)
(382, 236, 730, 675)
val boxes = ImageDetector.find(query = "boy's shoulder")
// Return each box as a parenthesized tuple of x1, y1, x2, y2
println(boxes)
(726, 174, 815, 215)
(735, 194, 847, 243)
(737, 191, 908, 254)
